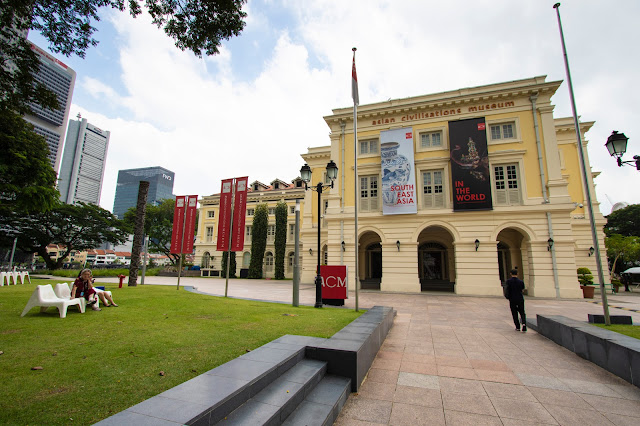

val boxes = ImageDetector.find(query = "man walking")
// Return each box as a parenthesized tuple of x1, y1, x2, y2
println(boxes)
(505, 269, 527, 332)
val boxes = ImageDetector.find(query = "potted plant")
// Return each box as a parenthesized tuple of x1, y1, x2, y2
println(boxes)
(611, 278, 621, 293)
(578, 267, 595, 298)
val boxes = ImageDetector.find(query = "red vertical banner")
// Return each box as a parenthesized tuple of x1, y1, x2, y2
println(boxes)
(216, 179, 233, 251)
(170, 196, 186, 254)
(231, 177, 248, 251)
(182, 195, 198, 253)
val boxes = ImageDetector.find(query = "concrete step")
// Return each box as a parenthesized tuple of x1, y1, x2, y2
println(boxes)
(216, 359, 327, 425)
(282, 375, 351, 426)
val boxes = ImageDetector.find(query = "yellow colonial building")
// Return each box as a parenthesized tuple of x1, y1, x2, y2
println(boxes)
(195, 179, 306, 278)
(299, 76, 607, 298)
(195, 76, 607, 298)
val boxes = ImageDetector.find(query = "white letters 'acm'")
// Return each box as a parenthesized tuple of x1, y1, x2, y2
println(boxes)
(322, 276, 347, 288)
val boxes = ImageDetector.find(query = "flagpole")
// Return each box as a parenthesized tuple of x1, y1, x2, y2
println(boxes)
(352, 47, 359, 312)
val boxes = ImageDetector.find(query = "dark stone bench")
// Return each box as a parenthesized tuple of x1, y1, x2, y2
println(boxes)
(307, 306, 395, 392)
(588, 314, 633, 325)
(96, 305, 395, 425)
(529, 315, 640, 387)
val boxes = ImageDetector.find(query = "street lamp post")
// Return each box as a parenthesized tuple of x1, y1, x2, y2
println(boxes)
(605, 131, 639, 170)
(301, 160, 338, 308)
(553, 2, 610, 324)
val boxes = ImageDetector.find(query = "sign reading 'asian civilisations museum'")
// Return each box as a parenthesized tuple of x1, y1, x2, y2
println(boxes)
(448, 118, 492, 211)
(380, 127, 417, 215)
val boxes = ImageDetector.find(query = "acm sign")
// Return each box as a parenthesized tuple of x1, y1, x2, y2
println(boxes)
(320, 265, 348, 300)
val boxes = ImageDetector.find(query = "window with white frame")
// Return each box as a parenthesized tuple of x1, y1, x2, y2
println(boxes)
(490, 122, 516, 140)
(206, 226, 214, 242)
(493, 164, 521, 205)
(267, 224, 275, 241)
(289, 224, 295, 238)
(421, 170, 445, 208)
(207, 211, 215, 218)
(359, 139, 378, 156)
(247, 208, 255, 216)
(265, 252, 274, 271)
(268, 207, 276, 215)
(360, 175, 379, 212)
(420, 131, 443, 149)
(246, 225, 252, 238)
(290, 206, 295, 214)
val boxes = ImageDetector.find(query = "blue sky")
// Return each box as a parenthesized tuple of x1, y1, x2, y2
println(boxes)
(28, 0, 640, 214)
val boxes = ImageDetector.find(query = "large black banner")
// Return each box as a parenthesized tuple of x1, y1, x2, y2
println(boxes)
(449, 118, 492, 211)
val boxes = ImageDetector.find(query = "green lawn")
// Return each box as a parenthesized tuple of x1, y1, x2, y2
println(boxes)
(0, 280, 362, 425)
(593, 323, 640, 339)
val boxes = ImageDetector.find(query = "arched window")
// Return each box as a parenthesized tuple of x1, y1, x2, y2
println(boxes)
(243, 252, 251, 268)
(265, 252, 274, 272)
(202, 251, 210, 269)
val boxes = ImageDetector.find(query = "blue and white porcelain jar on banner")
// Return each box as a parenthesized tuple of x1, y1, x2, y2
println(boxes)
(381, 142, 411, 206)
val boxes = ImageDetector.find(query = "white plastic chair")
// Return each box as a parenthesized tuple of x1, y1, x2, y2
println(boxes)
(8, 271, 21, 285)
(0, 272, 8, 286)
(54, 283, 86, 312)
(19, 271, 31, 284)
(21, 284, 84, 318)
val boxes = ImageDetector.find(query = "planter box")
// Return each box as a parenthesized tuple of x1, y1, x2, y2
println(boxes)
(581, 285, 595, 298)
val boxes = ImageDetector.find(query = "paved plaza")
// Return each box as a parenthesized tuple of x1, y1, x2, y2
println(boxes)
(95, 275, 640, 425)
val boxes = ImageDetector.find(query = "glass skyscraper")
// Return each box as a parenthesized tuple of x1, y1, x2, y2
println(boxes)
(112, 167, 175, 219)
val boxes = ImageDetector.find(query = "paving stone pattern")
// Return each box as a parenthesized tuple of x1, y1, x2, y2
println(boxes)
(90, 276, 640, 424)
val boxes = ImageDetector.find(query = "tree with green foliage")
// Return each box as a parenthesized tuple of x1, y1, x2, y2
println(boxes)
(0, 108, 58, 214)
(123, 197, 187, 267)
(221, 251, 237, 278)
(248, 203, 268, 279)
(0, 201, 128, 269)
(604, 204, 640, 237)
(606, 233, 640, 276)
(274, 201, 288, 279)
(577, 267, 594, 286)
(1, 0, 247, 114)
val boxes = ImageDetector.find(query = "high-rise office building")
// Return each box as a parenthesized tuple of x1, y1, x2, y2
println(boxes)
(58, 117, 110, 205)
(23, 42, 76, 173)
(112, 167, 175, 219)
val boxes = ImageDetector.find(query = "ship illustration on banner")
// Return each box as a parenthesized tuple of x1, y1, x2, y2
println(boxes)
(450, 137, 489, 181)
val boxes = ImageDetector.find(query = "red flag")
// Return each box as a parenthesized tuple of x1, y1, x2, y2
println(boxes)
(170, 196, 186, 254)
(217, 179, 234, 251)
(231, 177, 248, 252)
(182, 195, 198, 253)
(352, 49, 359, 106)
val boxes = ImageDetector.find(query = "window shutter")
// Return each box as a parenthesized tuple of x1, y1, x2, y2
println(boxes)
(495, 188, 507, 205)
(360, 192, 369, 212)
(508, 188, 520, 205)
(434, 192, 444, 208)
(423, 193, 433, 208)
(370, 192, 378, 211)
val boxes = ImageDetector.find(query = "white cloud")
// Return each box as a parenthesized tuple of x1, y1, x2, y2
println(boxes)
(72, 0, 639, 215)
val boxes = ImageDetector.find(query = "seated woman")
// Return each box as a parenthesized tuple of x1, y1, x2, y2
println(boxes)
(71, 269, 118, 310)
